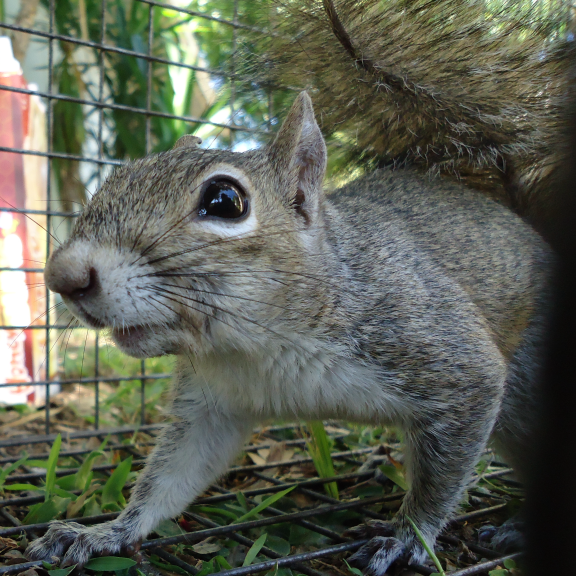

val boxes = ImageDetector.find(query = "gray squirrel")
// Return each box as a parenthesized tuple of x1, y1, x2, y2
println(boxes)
(26, 0, 568, 573)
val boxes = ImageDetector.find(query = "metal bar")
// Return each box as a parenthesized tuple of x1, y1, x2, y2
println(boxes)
(44, 0, 56, 435)
(447, 554, 523, 576)
(0, 493, 394, 537)
(0, 268, 45, 273)
(0, 23, 250, 77)
(145, 4, 154, 153)
(0, 440, 156, 465)
(137, 0, 266, 32)
(139, 495, 393, 549)
(0, 84, 266, 133)
(0, 372, 171, 389)
(0, 144, 124, 164)
(0, 561, 44, 575)
(0, 206, 79, 217)
(93, 0, 107, 432)
(180, 540, 368, 576)
(184, 512, 325, 576)
(141, 4, 152, 427)
(229, 0, 239, 147)
(0, 423, 164, 448)
(0, 471, 371, 512)
(149, 548, 199, 575)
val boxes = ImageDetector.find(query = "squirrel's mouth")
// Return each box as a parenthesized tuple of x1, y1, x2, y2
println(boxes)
(110, 322, 180, 358)
(111, 325, 149, 345)
(71, 303, 162, 348)
(66, 301, 107, 329)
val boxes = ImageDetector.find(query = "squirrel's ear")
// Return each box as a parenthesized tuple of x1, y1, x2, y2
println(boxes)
(269, 91, 327, 225)
(173, 135, 202, 149)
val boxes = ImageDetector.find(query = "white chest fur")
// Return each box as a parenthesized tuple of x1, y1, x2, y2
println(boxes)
(172, 337, 409, 425)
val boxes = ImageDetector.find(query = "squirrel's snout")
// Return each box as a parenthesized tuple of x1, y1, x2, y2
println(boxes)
(44, 248, 101, 301)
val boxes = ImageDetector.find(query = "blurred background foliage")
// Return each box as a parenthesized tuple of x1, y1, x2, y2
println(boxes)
(34, 0, 296, 209)
(9, 0, 575, 209)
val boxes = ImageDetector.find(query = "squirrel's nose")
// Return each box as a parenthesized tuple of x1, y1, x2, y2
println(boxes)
(44, 249, 101, 301)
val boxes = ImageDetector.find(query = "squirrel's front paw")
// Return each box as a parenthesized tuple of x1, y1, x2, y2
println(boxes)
(345, 520, 428, 575)
(25, 520, 141, 567)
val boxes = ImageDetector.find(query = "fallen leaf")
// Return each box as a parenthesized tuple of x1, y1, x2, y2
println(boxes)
(0, 537, 18, 554)
(192, 538, 221, 555)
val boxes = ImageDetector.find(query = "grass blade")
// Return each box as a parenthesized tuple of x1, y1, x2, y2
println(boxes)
(242, 534, 267, 566)
(305, 421, 339, 499)
(101, 456, 132, 509)
(234, 486, 296, 523)
(0, 456, 28, 493)
(45, 434, 62, 502)
(379, 464, 408, 491)
(406, 515, 445, 576)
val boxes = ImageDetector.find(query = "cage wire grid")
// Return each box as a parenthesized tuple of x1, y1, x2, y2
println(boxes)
(0, 1, 530, 575)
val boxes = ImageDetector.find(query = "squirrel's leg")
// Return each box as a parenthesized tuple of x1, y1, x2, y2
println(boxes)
(348, 401, 501, 573)
(26, 398, 252, 567)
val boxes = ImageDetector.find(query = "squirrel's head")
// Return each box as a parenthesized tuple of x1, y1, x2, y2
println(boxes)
(45, 92, 334, 358)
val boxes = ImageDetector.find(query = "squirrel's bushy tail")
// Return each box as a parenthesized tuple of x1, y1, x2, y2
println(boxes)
(244, 0, 574, 236)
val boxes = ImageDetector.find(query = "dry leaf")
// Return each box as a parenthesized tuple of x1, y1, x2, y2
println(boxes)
(0, 537, 18, 554)
(192, 538, 221, 555)
(16, 569, 41, 576)
(246, 452, 267, 466)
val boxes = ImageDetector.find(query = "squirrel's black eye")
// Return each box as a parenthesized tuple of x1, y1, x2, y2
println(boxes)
(199, 179, 247, 219)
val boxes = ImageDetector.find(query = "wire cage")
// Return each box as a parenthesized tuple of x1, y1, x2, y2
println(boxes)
(0, 1, 569, 575)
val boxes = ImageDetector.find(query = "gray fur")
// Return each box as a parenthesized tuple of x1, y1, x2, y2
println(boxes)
(28, 93, 552, 573)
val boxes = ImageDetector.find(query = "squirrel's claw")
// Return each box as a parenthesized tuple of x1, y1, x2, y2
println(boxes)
(26, 521, 85, 563)
(344, 519, 396, 539)
(348, 536, 407, 575)
(478, 521, 525, 554)
(25, 520, 140, 568)
(346, 520, 431, 574)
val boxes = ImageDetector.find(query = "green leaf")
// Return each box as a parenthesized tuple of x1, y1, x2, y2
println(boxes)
(406, 516, 445, 576)
(266, 536, 290, 556)
(195, 558, 216, 576)
(237, 491, 249, 512)
(378, 464, 408, 491)
(101, 456, 132, 509)
(154, 519, 185, 537)
(27, 460, 48, 468)
(45, 434, 62, 502)
(235, 486, 296, 523)
(215, 556, 232, 570)
(3, 483, 44, 491)
(47, 565, 77, 576)
(344, 560, 363, 576)
(192, 505, 239, 521)
(84, 557, 137, 571)
(52, 487, 77, 499)
(149, 555, 188, 575)
(305, 421, 339, 499)
(243, 534, 267, 566)
(83, 494, 102, 517)
(503, 559, 517, 569)
(55, 474, 78, 491)
(488, 570, 509, 576)
(24, 498, 62, 524)
(0, 456, 28, 492)
(76, 437, 109, 491)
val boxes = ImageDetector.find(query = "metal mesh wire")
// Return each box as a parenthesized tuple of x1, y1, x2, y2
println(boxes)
(0, 0, 275, 434)
(0, 423, 522, 576)
(0, 0, 563, 573)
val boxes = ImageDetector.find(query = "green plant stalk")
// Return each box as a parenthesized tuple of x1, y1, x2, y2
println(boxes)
(45, 434, 62, 502)
(406, 516, 445, 576)
(305, 421, 339, 499)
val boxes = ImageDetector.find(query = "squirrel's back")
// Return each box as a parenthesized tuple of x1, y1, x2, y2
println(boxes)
(328, 169, 553, 358)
